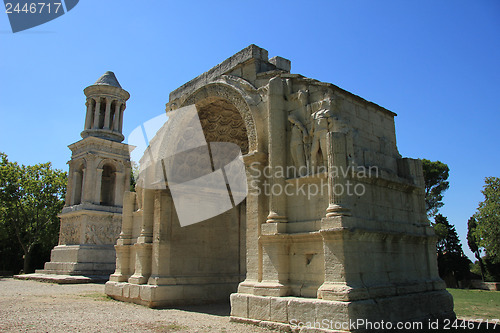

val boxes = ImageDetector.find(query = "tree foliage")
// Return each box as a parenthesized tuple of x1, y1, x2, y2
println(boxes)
(0, 152, 67, 273)
(421, 159, 450, 217)
(130, 160, 139, 192)
(433, 214, 471, 286)
(473, 177, 500, 264)
(467, 216, 485, 280)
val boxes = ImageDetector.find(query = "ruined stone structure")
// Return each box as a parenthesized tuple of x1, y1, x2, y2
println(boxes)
(105, 45, 454, 330)
(38, 72, 132, 278)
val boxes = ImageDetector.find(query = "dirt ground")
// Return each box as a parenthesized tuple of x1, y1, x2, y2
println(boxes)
(0, 278, 271, 333)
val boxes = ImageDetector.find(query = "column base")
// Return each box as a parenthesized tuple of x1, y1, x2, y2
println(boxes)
(230, 290, 455, 332)
(36, 244, 116, 277)
(105, 278, 240, 307)
(325, 203, 351, 218)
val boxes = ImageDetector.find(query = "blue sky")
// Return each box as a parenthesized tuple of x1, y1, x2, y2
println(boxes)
(1, 1, 499, 260)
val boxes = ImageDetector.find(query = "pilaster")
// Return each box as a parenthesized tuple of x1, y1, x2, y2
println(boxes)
(266, 76, 288, 225)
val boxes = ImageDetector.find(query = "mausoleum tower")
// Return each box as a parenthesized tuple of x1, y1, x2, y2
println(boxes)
(38, 71, 133, 279)
(81, 71, 129, 142)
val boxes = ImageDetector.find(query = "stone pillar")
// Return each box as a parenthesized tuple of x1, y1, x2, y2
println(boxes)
(317, 231, 367, 302)
(128, 188, 154, 284)
(124, 165, 131, 192)
(325, 132, 351, 217)
(112, 102, 121, 131)
(265, 77, 287, 226)
(138, 188, 154, 242)
(70, 168, 80, 205)
(94, 168, 103, 205)
(81, 167, 90, 203)
(65, 164, 74, 206)
(118, 105, 125, 133)
(110, 191, 136, 282)
(84, 99, 94, 130)
(93, 98, 101, 129)
(318, 132, 362, 301)
(237, 152, 267, 294)
(114, 171, 125, 207)
(255, 236, 290, 297)
(104, 97, 112, 129)
(148, 190, 173, 284)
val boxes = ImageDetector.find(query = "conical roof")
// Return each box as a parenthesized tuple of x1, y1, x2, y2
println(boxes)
(94, 71, 122, 88)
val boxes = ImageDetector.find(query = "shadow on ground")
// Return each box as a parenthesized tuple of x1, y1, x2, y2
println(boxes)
(172, 302, 231, 317)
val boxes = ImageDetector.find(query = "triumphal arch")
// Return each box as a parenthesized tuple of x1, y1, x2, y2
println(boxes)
(105, 45, 454, 330)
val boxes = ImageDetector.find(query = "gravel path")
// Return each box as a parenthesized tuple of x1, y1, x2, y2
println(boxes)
(0, 278, 272, 333)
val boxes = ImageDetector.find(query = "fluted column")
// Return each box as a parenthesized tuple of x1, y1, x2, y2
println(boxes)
(265, 77, 288, 225)
(325, 132, 351, 217)
(118, 105, 125, 133)
(81, 167, 90, 203)
(94, 168, 103, 205)
(138, 188, 154, 242)
(70, 168, 81, 205)
(112, 102, 121, 131)
(93, 98, 101, 129)
(84, 99, 94, 130)
(65, 164, 74, 206)
(103, 97, 112, 129)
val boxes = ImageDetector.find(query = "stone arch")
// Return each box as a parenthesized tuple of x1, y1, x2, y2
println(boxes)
(97, 97, 106, 129)
(171, 80, 265, 299)
(97, 158, 125, 173)
(97, 159, 123, 206)
(179, 80, 262, 153)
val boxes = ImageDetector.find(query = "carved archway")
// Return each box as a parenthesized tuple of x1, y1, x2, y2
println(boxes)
(179, 79, 262, 153)
(97, 159, 124, 206)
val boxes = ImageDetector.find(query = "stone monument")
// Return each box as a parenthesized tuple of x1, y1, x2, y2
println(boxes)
(36, 72, 132, 280)
(105, 45, 454, 330)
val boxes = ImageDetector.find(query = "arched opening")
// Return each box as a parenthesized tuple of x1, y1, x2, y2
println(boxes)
(161, 98, 249, 302)
(72, 163, 84, 205)
(107, 85, 263, 308)
(196, 98, 248, 286)
(110, 100, 116, 131)
(100, 164, 116, 206)
(98, 98, 106, 129)
(88, 99, 96, 130)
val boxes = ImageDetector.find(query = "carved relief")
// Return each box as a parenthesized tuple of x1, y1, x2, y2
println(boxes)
(59, 216, 81, 245)
(181, 83, 258, 153)
(288, 115, 309, 176)
(84, 216, 122, 245)
(198, 99, 249, 154)
(288, 89, 351, 173)
(310, 107, 334, 169)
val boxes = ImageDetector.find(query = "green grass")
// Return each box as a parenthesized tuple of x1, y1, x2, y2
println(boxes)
(448, 288, 500, 320)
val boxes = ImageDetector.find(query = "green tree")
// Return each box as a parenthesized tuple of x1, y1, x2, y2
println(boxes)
(467, 216, 485, 280)
(473, 177, 500, 264)
(433, 214, 471, 287)
(0, 153, 67, 273)
(421, 159, 450, 217)
(130, 160, 139, 192)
